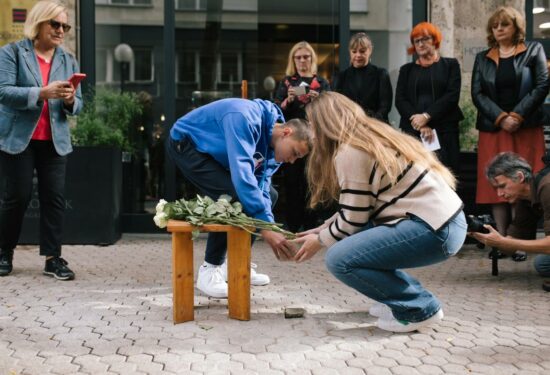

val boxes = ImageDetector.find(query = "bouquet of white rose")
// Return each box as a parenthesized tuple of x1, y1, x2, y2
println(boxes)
(154, 194, 296, 240)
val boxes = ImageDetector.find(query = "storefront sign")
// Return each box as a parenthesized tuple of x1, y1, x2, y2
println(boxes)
(0, 0, 37, 45)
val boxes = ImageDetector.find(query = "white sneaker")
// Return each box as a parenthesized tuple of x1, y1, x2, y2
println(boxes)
(220, 261, 270, 286)
(377, 309, 444, 333)
(196, 262, 228, 298)
(369, 302, 392, 318)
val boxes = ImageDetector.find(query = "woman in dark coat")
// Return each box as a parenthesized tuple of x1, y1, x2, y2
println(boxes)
(471, 7, 549, 260)
(396, 22, 463, 175)
(334, 32, 392, 123)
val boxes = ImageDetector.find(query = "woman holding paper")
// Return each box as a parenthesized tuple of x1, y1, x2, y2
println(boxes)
(274, 41, 330, 232)
(294, 92, 466, 332)
(395, 22, 463, 174)
(0, 1, 83, 280)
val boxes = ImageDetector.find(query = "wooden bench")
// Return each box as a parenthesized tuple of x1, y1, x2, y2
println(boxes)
(166, 220, 252, 323)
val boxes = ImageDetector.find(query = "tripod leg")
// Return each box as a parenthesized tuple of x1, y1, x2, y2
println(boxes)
(490, 247, 499, 276)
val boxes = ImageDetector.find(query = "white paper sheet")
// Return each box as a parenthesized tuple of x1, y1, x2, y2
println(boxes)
(421, 129, 441, 152)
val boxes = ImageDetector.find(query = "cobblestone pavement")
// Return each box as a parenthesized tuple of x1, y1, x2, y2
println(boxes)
(1, 234, 549, 375)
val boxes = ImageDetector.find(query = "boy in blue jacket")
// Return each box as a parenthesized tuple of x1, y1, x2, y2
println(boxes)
(167, 98, 312, 298)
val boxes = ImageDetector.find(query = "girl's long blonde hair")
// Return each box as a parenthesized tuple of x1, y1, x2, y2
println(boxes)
(305, 92, 456, 207)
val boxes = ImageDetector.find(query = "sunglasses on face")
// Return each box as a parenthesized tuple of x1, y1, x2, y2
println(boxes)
(48, 19, 71, 33)
(492, 19, 513, 29)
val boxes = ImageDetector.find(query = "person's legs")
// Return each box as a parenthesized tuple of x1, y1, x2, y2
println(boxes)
(0, 147, 34, 276)
(325, 212, 466, 323)
(166, 137, 237, 265)
(283, 159, 306, 232)
(33, 141, 73, 281)
(34, 141, 67, 257)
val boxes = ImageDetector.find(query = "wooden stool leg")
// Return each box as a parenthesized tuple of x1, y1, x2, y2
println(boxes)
(172, 232, 194, 323)
(227, 229, 251, 321)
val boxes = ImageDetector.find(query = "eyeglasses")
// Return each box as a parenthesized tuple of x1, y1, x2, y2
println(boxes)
(413, 36, 432, 45)
(48, 19, 71, 33)
(294, 54, 311, 61)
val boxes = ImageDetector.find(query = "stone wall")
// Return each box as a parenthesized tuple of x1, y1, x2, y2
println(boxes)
(430, 0, 525, 91)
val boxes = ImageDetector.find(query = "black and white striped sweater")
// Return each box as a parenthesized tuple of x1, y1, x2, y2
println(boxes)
(318, 145, 464, 248)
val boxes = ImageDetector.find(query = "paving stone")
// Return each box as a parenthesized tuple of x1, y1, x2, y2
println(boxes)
(2, 238, 549, 374)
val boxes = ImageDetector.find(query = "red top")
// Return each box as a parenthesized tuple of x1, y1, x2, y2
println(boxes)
(32, 54, 52, 140)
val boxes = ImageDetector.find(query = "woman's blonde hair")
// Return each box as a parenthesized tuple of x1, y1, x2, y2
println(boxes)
(349, 32, 372, 51)
(305, 92, 456, 207)
(486, 6, 525, 48)
(24, 1, 68, 40)
(285, 41, 318, 76)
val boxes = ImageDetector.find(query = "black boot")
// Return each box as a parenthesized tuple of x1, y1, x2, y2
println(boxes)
(0, 249, 14, 276)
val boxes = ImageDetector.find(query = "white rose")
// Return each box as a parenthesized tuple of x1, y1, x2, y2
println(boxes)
(156, 199, 168, 214)
(153, 212, 168, 228)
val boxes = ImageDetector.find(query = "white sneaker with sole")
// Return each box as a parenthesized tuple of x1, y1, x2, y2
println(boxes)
(377, 309, 444, 333)
(369, 302, 392, 318)
(196, 262, 228, 298)
(220, 261, 270, 286)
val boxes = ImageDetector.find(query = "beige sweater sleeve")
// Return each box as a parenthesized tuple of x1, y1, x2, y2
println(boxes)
(319, 146, 381, 247)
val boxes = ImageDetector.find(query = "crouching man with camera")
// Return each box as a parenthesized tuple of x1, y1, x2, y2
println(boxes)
(470, 152, 550, 291)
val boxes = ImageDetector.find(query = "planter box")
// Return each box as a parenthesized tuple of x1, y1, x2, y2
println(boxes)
(19, 147, 122, 245)
(456, 151, 491, 216)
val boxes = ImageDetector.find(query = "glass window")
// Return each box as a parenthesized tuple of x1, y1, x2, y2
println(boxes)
(96, 0, 152, 5)
(533, 0, 550, 39)
(176, 0, 206, 11)
(133, 48, 154, 81)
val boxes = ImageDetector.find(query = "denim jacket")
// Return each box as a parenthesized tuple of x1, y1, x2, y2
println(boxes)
(0, 38, 83, 155)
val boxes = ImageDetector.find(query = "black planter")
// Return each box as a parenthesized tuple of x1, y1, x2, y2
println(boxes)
(456, 151, 491, 216)
(19, 147, 123, 245)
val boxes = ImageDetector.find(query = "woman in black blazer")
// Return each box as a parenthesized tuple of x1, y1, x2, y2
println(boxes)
(395, 22, 463, 174)
(334, 32, 392, 123)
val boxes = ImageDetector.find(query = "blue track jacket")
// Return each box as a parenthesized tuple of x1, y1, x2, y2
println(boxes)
(170, 98, 285, 222)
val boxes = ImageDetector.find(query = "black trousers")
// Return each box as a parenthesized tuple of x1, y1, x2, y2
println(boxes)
(166, 137, 277, 265)
(282, 157, 320, 232)
(0, 141, 67, 256)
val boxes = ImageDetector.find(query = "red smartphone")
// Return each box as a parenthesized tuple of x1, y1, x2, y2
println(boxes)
(68, 73, 86, 88)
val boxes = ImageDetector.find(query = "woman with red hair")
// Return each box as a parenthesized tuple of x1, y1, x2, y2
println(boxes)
(395, 22, 463, 174)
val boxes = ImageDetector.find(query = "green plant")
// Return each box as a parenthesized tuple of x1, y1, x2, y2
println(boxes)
(459, 93, 478, 152)
(71, 88, 142, 152)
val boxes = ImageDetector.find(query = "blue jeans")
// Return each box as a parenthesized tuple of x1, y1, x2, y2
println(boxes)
(166, 136, 277, 265)
(325, 211, 467, 322)
(534, 255, 550, 277)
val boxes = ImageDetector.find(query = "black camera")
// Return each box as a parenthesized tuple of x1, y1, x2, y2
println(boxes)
(466, 214, 496, 233)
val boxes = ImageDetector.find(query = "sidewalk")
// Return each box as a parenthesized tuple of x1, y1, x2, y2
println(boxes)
(1, 234, 549, 375)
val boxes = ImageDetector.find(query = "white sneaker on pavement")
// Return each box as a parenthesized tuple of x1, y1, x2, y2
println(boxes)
(377, 309, 444, 333)
(220, 261, 270, 286)
(196, 262, 228, 298)
(369, 302, 392, 318)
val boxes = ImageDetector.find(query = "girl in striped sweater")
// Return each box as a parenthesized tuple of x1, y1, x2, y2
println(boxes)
(294, 92, 467, 332)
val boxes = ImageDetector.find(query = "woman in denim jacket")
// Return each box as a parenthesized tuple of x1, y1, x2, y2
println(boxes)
(0, 1, 83, 280)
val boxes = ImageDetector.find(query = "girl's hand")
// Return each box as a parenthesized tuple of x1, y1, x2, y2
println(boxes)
(293, 233, 323, 263)
(297, 226, 322, 237)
